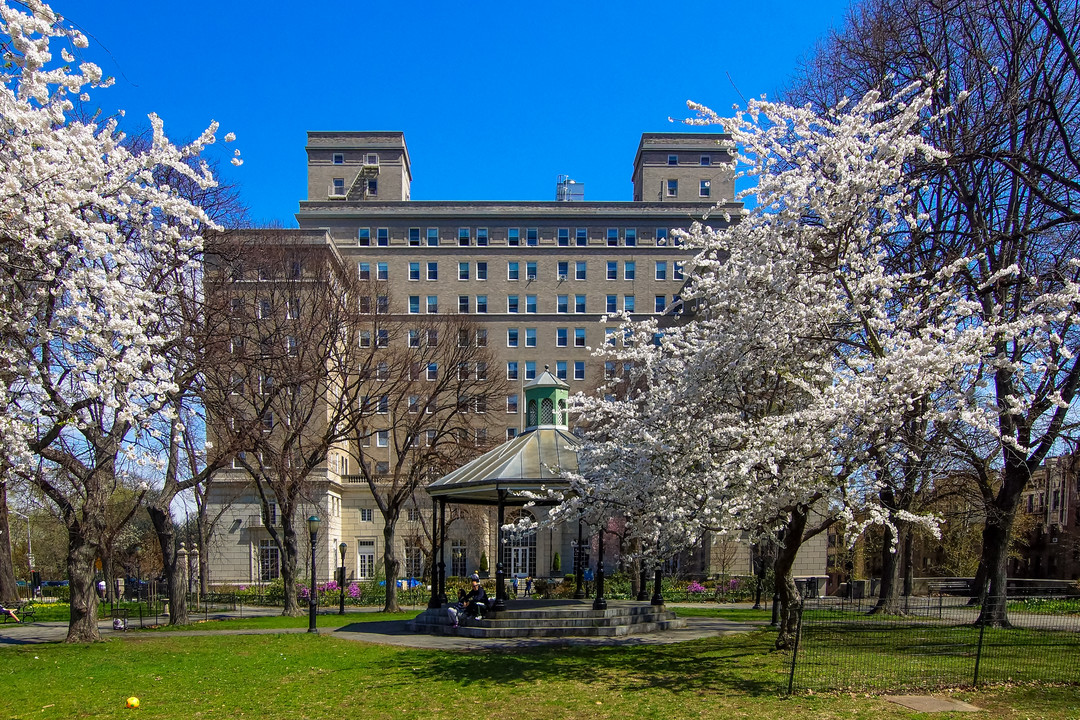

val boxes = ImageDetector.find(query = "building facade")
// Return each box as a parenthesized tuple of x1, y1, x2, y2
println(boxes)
(203, 130, 828, 590)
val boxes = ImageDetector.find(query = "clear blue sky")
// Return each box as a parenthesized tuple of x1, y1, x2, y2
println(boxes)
(71, 1, 852, 226)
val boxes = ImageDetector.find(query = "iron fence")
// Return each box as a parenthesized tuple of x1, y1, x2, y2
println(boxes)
(788, 595, 1080, 693)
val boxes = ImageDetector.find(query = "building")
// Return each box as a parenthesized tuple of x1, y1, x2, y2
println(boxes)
(202, 130, 827, 590)
(1013, 454, 1080, 582)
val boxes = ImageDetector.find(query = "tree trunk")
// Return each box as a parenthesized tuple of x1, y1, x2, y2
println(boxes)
(975, 513, 1013, 626)
(774, 507, 809, 650)
(66, 535, 101, 643)
(147, 506, 188, 626)
(0, 482, 20, 605)
(102, 556, 117, 604)
(872, 523, 905, 614)
(383, 517, 401, 613)
(279, 520, 302, 616)
(902, 532, 914, 599)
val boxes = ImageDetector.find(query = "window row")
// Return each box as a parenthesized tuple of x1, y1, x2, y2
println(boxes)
(507, 327, 588, 348)
(662, 179, 714, 198)
(358, 226, 681, 247)
(505, 360, 586, 383)
(395, 260, 683, 283)
(406, 293, 676, 315)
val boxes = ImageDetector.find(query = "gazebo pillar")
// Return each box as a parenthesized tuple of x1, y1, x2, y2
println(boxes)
(593, 526, 607, 611)
(637, 561, 649, 601)
(427, 495, 441, 609)
(651, 567, 665, 606)
(493, 491, 507, 611)
(437, 498, 447, 604)
(574, 521, 585, 599)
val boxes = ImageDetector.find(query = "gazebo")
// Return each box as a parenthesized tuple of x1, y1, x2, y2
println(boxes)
(425, 367, 593, 611)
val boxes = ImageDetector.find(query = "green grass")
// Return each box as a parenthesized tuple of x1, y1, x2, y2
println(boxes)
(139, 610, 419, 632)
(1008, 597, 1080, 615)
(670, 606, 774, 623)
(1, 628, 1076, 719)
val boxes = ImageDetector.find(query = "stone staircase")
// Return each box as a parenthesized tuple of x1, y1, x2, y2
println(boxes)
(407, 599, 687, 638)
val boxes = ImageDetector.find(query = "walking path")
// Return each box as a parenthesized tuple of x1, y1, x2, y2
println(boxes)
(0, 603, 760, 649)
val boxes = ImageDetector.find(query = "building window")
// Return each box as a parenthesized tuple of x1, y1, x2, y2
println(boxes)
(476, 329, 487, 347)
(508, 228, 520, 246)
(673, 262, 684, 280)
(525, 328, 537, 347)
(376, 295, 388, 314)
(459, 262, 470, 280)
(408, 329, 421, 347)
(476, 295, 488, 313)
(458, 228, 471, 246)
(624, 295, 635, 313)
(367, 179, 378, 196)
(655, 295, 666, 313)
(526, 261, 537, 280)
(508, 262, 519, 280)
(668, 154, 678, 166)
(377, 329, 389, 347)
(426, 296, 438, 314)
(507, 362, 519, 381)
(557, 295, 568, 313)
(451, 541, 468, 577)
(607, 228, 618, 246)
(667, 179, 678, 197)
(656, 228, 668, 245)
(558, 228, 569, 246)
(409, 227, 421, 246)
(376, 430, 389, 447)
(360, 508, 373, 522)
(332, 178, 345, 196)
(606, 328, 617, 346)
(377, 262, 388, 280)
(458, 295, 470, 313)
(427, 329, 438, 347)
(404, 539, 424, 579)
(574, 360, 585, 380)
(427, 363, 438, 381)
(476, 361, 487, 381)
(259, 540, 280, 581)
(556, 361, 567, 380)
(606, 295, 617, 313)
(700, 180, 710, 197)
(625, 228, 636, 246)
(558, 261, 568, 280)
(526, 228, 538, 246)
(574, 327, 586, 347)
(605, 361, 616, 379)
(357, 540, 376, 579)
(507, 295, 519, 313)
(259, 299, 272, 319)
(607, 261, 617, 280)
(359, 330, 371, 347)
(525, 361, 536, 380)
(507, 328, 519, 347)
(409, 262, 420, 281)
(700, 155, 711, 166)
(377, 228, 389, 246)
(625, 261, 636, 280)
(526, 295, 536, 313)
(507, 427, 518, 440)
(358, 228, 371, 245)
(575, 261, 587, 280)
(358, 262, 371, 281)
(332, 153, 344, 164)
(576, 228, 588, 246)
(366, 153, 379, 165)
(409, 296, 420, 314)
(556, 328, 568, 347)
(477, 228, 488, 246)
(656, 261, 667, 280)
(575, 295, 586, 313)
(427, 262, 438, 280)
(427, 228, 439, 246)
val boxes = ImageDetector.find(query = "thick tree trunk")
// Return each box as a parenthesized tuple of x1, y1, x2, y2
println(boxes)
(774, 507, 809, 650)
(0, 482, 20, 604)
(66, 535, 101, 643)
(383, 518, 401, 613)
(975, 514, 1013, 626)
(872, 523, 905, 614)
(147, 506, 188, 626)
(279, 520, 302, 616)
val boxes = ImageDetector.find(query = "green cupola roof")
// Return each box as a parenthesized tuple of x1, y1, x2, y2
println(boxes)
(523, 365, 570, 431)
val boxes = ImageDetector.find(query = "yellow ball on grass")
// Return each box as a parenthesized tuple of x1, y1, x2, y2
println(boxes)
(126, 696, 140, 709)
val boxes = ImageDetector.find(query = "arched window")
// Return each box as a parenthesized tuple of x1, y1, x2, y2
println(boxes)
(503, 509, 537, 578)
(527, 399, 538, 427)
(541, 398, 554, 424)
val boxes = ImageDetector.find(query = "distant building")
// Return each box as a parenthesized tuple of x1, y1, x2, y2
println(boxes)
(1013, 454, 1080, 581)
(202, 130, 827, 589)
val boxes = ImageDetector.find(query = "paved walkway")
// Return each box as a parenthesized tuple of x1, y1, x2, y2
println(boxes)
(0, 603, 760, 649)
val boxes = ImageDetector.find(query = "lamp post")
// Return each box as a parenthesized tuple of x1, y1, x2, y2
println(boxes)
(338, 542, 347, 615)
(573, 521, 585, 599)
(307, 515, 320, 633)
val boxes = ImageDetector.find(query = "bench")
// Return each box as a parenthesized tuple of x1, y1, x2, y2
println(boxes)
(928, 580, 972, 597)
(1, 602, 35, 623)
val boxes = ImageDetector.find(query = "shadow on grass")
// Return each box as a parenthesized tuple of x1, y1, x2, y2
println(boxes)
(397, 632, 789, 697)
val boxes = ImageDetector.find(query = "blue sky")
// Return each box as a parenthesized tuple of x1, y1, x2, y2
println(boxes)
(75, 1, 852, 225)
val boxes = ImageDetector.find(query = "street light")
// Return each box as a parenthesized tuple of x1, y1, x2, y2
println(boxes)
(338, 542, 347, 615)
(572, 521, 585, 599)
(307, 515, 320, 633)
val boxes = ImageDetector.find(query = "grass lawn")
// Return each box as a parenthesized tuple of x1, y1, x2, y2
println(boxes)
(2, 620, 1077, 719)
(138, 611, 419, 632)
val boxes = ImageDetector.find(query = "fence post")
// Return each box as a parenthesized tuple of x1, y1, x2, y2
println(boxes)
(787, 603, 805, 695)
(973, 618, 987, 687)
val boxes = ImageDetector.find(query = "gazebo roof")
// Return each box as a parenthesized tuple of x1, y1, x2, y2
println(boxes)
(426, 426, 580, 505)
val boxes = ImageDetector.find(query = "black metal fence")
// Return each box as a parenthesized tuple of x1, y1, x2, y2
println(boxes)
(788, 595, 1080, 693)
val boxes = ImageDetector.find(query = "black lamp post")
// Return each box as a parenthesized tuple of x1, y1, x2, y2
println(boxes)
(307, 515, 320, 633)
(338, 542, 347, 615)
(592, 527, 607, 611)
